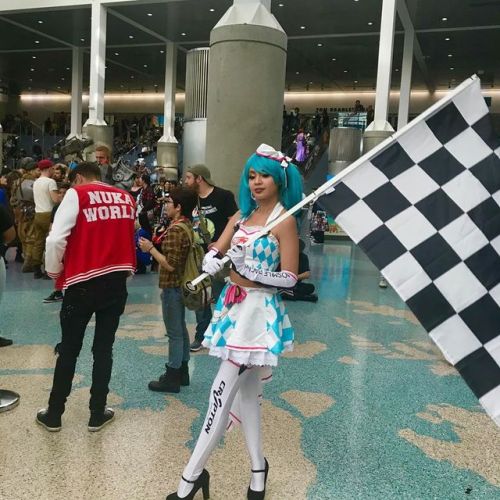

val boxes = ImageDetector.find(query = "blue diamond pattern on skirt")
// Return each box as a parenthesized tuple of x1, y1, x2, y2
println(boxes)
(252, 238, 280, 268)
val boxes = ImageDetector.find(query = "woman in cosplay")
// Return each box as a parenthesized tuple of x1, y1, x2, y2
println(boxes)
(166, 144, 303, 500)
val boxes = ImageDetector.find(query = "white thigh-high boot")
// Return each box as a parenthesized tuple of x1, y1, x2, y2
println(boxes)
(177, 360, 249, 498)
(239, 367, 266, 491)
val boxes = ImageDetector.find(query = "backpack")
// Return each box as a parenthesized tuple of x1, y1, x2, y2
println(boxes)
(177, 222, 212, 311)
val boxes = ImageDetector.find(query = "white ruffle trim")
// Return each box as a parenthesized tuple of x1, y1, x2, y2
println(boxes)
(205, 343, 293, 367)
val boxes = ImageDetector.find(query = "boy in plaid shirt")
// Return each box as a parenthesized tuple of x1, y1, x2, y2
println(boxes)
(139, 186, 198, 393)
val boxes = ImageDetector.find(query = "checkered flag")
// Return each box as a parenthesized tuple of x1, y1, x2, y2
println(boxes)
(318, 76, 500, 425)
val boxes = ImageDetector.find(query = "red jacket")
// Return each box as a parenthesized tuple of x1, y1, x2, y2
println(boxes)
(46, 181, 136, 288)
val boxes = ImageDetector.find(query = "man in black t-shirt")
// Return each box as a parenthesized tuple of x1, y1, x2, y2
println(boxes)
(0, 205, 16, 346)
(184, 164, 238, 351)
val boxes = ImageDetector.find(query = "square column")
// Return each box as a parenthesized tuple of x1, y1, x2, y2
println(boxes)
(366, 0, 397, 133)
(84, 1, 107, 127)
(157, 41, 178, 177)
(68, 47, 84, 139)
(397, 27, 415, 129)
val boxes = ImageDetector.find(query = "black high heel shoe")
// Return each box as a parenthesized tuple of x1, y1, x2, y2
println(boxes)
(247, 458, 269, 500)
(166, 469, 210, 500)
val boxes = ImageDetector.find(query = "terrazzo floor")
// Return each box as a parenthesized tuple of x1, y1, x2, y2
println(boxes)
(1, 240, 499, 500)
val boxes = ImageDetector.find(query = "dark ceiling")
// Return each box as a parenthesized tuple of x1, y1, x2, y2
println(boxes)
(0, 0, 498, 94)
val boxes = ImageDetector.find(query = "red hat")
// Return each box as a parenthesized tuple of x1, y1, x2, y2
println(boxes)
(37, 159, 54, 170)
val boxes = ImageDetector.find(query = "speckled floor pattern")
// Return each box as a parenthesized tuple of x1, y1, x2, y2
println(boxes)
(1, 241, 499, 500)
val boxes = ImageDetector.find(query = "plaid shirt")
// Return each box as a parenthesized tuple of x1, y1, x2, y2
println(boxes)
(158, 218, 192, 288)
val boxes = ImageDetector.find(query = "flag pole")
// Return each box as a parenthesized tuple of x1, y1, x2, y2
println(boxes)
(187, 75, 480, 289)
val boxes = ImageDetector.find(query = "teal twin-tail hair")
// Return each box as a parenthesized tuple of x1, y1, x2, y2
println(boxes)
(238, 152, 304, 219)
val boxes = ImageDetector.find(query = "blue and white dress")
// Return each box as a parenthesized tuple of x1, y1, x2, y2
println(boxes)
(203, 203, 294, 367)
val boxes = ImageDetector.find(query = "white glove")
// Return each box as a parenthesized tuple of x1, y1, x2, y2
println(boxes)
(227, 245, 297, 289)
(226, 245, 246, 270)
(202, 247, 225, 276)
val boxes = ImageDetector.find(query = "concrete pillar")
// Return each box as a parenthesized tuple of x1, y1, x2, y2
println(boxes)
(328, 127, 362, 176)
(183, 48, 209, 172)
(68, 47, 84, 139)
(84, 1, 107, 127)
(398, 27, 414, 130)
(205, 0, 287, 195)
(365, 0, 396, 133)
(157, 41, 178, 180)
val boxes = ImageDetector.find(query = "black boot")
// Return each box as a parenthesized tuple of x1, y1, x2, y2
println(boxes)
(247, 458, 269, 500)
(166, 469, 210, 500)
(148, 366, 181, 393)
(180, 361, 190, 387)
(33, 266, 44, 279)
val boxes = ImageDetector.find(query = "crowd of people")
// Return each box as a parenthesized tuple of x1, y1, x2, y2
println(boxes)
(0, 140, 323, 498)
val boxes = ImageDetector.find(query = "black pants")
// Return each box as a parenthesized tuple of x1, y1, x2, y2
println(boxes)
(48, 272, 128, 415)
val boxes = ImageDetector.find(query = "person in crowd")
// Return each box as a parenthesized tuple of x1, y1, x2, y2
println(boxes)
(165, 144, 302, 500)
(354, 99, 365, 113)
(0, 204, 16, 347)
(136, 173, 156, 235)
(94, 145, 113, 184)
(43, 182, 70, 303)
(138, 187, 198, 393)
(134, 219, 153, 275)
(10, 157, 38, 271)
(32, 159, 59, 279)
(295, 128, 308, 164)
(36, 162, 136, 432)
(0, 167, 11, 208)
(183, 164, 238, 352)
(366, 104, 374, 126)
(52, 164, 68, 183)
(279, 239, 318, 302)
(128, 176, 143, 200)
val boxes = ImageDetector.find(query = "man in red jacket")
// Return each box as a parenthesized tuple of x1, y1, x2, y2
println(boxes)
(36, 162, 136, 432)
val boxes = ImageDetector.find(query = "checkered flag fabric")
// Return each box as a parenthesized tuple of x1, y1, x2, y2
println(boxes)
(319, 76, 500, 425)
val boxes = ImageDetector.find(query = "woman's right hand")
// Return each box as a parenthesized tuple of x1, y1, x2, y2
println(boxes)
(202, 247, 225, 276)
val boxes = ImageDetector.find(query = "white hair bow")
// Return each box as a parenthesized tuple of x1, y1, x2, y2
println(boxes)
(255, 144, 291, 187)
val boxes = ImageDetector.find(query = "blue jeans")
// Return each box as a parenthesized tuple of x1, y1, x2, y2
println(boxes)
(194, 278, 226, 342)
(162, 287, 190, 369)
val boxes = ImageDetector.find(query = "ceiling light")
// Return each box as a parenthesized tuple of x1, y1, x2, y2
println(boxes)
(331, 58, 336, 61)
(300, 26, 306, 30)
(354, 80, 358, 83)
(143, 64, 148, 68)
(30, 68, 35, 72)
(114, 52, 119, 56)
(35, 40, 40, 44)
(450, 67, 455, 70)
(32, 56, 36, 59)
(130, 75, 134, 79)
(445, 37, 450, 41)
(317, 43, 323, 47)
(448, 54, 453, 57)
(309, 81, 313, 84)
(37, 20, 43, 24)
(344, 70, 348, 73)
(147, 13, 153, 16)
(160, 50, 164, 54)
(395, 68, 399, 72)
(295, 71, 300, 75)
(80, 38, 85, 42)
(368, 22, 373, 26)
(61, 77, 65, 81)
(278, 3, 284, 6)
(66, 67, 70, 70)
(441, 17, 448, 21)
(181, 32, 187, 36)
(57, 86, 61, 89)
(129, 35, 134, 39)
(209, 8, 215, 11)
